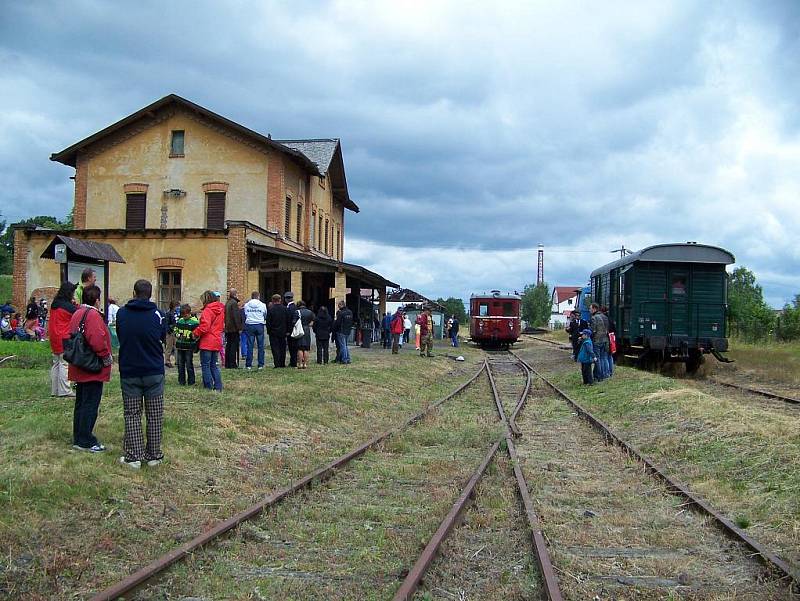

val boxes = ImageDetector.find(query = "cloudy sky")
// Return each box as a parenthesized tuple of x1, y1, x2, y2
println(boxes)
(2, 1, 799, 307)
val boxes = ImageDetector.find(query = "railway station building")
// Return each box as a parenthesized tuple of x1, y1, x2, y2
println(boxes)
(12, 94, 396, 317)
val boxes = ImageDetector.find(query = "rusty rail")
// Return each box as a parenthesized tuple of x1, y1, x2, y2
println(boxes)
(708, 377, 800, 406)
(392, 440, 501, 601)
(89, 362, 487, 601)
(510, 351, 800, 590)
(486, 359, 564, 601)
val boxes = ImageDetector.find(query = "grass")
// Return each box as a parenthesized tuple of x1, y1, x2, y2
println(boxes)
(723, 338, 800, 387)
(0, 275, 11, 304)
(0, 340, 488, 600)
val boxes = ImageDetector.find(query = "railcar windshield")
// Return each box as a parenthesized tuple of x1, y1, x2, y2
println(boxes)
(503, 302, 514, 316)
(479, 303, 488, 316)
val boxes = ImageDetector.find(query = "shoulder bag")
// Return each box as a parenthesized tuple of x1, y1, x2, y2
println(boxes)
(63, 308, 103, 373)
(291, 310, 305, 339)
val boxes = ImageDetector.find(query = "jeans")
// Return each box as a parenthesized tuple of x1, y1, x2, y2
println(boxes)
(593, 341, 608, 380)
(73, 381, 103, 447)
(451, 333, 459, 347)
(176, 349, 195, 385)
(240, 331, 249, 360)
(269, 334, 286, 367)
(605, 350, 615, 378)
(336, 332, 350, 363)
(245, 323, 265, 368)
(200, 350, 223, 390)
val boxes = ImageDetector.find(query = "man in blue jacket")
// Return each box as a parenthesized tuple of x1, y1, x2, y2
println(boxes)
(116, 279, 167, 469)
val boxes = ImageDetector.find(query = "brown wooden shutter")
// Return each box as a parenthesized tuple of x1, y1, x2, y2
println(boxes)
(207, 192, 226, 230)
(126, 194, 146, 229)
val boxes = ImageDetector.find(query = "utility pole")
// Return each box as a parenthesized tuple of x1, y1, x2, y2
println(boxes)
(537, 244, 544, 285)
(611, 245, 629, 259)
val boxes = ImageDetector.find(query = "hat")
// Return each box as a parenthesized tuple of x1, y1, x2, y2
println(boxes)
(581, 329, 592, 337)
(212, 291, 221, 298)
(284, 291, 294, 301)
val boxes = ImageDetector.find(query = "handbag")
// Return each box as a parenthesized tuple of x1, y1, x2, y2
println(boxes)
(290, 311, 305, 339)
(63, 308, 103, 373)
(608, 331, 617, 354)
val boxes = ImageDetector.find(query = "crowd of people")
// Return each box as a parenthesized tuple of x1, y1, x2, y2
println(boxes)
(567, 303, 616, 385)
(0, 295, 48, 341)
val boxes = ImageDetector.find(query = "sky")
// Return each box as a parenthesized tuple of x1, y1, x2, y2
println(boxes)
(1, 1, 799, 307)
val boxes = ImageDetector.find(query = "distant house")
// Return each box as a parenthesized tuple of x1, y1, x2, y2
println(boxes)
(386, 288, 446, 339)
(549, 285, 581, 328)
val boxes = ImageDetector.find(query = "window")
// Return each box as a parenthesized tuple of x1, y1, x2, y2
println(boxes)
(310, 210, 316, 248)
(158, 270, 181, 310)
(324, 219, 329, 254)
(126, 193, 146, 229)
(479, 303, 489, 316)
(284, 197, 292, 238)
(170, 130, 185, 156)
(503, 302, 514, 317)
(336, 228, 340, 259)
(296, 203, 302, 243)
(206, 192, 225, 230)
(671, 276, 687, 296)
(318, 215, 323, 250)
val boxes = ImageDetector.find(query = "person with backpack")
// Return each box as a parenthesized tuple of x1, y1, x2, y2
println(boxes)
(266, 293, 288, 367)
(333, 300, 353, 364)
(66, 284, 112, 452)
(174, 304, 199, 385)
(577, 328, 598, 385)
(295, 300, 315, 369)
(390, 309, 405, 354)
(449, 315, 460, 347)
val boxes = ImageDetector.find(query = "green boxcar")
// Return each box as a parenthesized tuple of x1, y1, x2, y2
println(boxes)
(590, 243, 735, 371)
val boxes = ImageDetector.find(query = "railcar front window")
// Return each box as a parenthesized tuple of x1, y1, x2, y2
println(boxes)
(479, 303, 488, 316)
(503, 302, 514, 316)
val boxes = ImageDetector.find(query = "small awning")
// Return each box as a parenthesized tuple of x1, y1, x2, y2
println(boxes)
(40, 235, 126, 263)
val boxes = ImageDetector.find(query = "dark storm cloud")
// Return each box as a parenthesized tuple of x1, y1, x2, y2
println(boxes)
(1, 1, 799, 305)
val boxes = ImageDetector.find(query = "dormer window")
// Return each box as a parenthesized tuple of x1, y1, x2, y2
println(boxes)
(170, 130, 185, 157)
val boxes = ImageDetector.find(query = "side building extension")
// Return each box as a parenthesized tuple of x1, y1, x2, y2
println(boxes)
(13, 94, 395, 314)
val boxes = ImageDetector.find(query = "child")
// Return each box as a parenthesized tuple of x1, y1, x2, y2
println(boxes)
(577, 328, 597, 385)
(174, 304, 199, 385)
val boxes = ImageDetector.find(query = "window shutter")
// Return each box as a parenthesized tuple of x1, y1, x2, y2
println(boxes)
(207, 192, 226, 230)
(126, 194, 146, 229)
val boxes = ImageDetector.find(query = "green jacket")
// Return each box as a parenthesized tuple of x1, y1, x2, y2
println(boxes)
(174, 316, 199, 351)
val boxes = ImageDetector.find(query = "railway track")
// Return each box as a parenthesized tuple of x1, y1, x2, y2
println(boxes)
(511, 349, 798, 599)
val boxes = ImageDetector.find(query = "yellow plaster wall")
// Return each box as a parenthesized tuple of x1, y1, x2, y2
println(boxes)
(84, 111, 269, 230)
(23, 235, 227, 309)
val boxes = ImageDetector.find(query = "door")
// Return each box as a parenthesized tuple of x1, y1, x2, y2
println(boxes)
(669, 269, 689, 337)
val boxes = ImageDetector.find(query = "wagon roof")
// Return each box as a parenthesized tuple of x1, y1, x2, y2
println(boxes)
(470, 292, 522, 300)
(590, 243, 735, 277)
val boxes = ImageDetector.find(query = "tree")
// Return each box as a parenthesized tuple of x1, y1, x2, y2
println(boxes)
(727, 267, 775, 342)
(521, 282, 551, 327)
(776, 295, 800, 341)
(435, 297, 467, 324)
(0, 214, 72, 275)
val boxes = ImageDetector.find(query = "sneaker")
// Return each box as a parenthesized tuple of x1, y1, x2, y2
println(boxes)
(119, 456, 141, 469)
(257, 366, 264, 370)
(146, 457, 164, 467)
(246, 366, 252, 371)
(72, 443, 106, 452)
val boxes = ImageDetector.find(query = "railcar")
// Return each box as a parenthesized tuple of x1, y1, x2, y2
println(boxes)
(589, 242, 735, 372)
(470, 291, 521, 348)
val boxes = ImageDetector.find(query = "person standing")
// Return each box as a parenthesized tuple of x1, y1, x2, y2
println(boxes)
(284, 291, 299, 368)
(382, 312, 392, 349)
(266, 293, 288, 367)
(116, 279, 167, 468)
(75, 268, 96, 305)
(224, 289, 243, 368)
(107, 297, 120, 349)
(333, 300, 353, 364)
(48, 281, 77, 397)
(577, 329, 597, 385)
(163, 300, 177, 368)
(602, 306, 616, 378)
(416, 307, 434, 357)
(194, 290, 225, 390)
(566, 311, 587, 361)
(67, 285, 112, 452)
(403, 312, 412, 344)
(449, 315, 460, 347)
(390, 309, 404, 354)
(590, 303, 610, 381)
(174, 304, 199, 385)
(243, 291, 268, 370)
(296, 300, 315, 369)
(313, 306, 332, 364)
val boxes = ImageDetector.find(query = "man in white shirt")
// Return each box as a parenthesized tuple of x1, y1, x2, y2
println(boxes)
(243, 291, 268, 370)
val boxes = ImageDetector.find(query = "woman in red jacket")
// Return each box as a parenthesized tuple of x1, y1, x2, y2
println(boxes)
(67, 285, 113, 452)
(193, 290, 225, 391)
(48, 281, 78, 397)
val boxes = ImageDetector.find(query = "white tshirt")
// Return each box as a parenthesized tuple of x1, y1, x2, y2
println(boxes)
(243, 298, 267, 324)
(107, 303, 119, 325)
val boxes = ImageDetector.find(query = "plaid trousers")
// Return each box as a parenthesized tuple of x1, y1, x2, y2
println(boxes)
(121, 375, 165, 462)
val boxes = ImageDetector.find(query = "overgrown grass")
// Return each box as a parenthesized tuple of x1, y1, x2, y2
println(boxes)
(0, 342, 486, 600)
(725, 338, 800, 386)
(0, 275, 11, 304)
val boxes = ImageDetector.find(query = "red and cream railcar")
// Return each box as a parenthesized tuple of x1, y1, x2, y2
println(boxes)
(469, 291, 521, 347)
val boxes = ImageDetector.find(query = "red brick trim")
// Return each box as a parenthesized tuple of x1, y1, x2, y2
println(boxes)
(153, 257, 185, 269)
(226, 225, 247, 293)
(123, 183, 149, 194)
(266, 152, 284, 232)
(73, 152, 88, 229)
(12, 229, 29, 309)
(202, 181, 229, 193)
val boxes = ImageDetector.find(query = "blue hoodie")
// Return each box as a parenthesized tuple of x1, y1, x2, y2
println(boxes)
(116, 298, 166, 378)
(577, 337, 596, 364)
